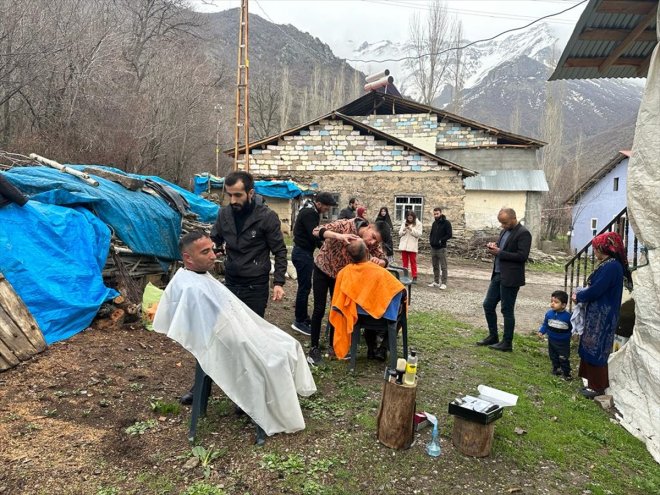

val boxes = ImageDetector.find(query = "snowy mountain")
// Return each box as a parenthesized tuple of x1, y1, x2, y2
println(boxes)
(345, 23, 644, 162)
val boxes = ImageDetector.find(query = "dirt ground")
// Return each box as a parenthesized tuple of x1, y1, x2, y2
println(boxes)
(0, 258, 567, 494)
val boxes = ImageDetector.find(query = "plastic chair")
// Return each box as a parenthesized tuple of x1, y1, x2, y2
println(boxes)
(188, 361, 266, 445)
(388, 266, 413, 304)
(348, 290, 409, 372)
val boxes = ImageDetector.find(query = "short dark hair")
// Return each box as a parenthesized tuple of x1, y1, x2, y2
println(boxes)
(225, 170, 254, 192)
(347, 240, 367, 263)
(179, 231, 208, 254)
(433, 207, 442, 212)
(551, 290, 569, 305)
(349, 197, 357, 205)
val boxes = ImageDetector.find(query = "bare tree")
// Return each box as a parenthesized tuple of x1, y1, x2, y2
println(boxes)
(250, 73, 281, 140)
(405, 0, 458, 105)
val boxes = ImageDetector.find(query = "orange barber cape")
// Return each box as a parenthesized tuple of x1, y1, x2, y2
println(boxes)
(329, 262, 405, 359)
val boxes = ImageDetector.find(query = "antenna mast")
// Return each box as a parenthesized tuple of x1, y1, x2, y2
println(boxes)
(233, 0, 250, 171)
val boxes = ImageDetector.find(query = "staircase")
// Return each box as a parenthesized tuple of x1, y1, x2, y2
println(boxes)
(564, 207, 644, 307)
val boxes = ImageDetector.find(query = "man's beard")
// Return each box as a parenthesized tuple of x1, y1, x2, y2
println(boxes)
(231, 202, 246, 212)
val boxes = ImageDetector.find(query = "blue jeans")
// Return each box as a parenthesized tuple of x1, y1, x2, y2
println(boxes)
(292, 246, 314, 323)
(482, 273, 520, 343)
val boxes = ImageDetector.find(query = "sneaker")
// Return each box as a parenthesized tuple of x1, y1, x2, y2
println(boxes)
(291, 321, 311, 336)
(307, 347, 323, 366)
(427, 282, 438, 287)
(439, 284, 447, 290)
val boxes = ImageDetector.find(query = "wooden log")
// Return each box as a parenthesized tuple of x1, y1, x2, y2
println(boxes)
(82, 167, 144, 191)
(0, 306, 37, 360)
(0, 273, 46, 352)
(0, 338, 21, 371)
(376, 380, 416, 449)
(451, 416, 495, 457)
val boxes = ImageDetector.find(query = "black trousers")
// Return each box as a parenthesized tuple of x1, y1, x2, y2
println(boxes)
(548, 338, 571, 375)
(225, 280, 269, 318)
(310, 265, 336, 349)
(291, 246, 314, 323)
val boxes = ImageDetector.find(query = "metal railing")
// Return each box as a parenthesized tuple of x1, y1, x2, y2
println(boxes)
(564, 207, 643, 306)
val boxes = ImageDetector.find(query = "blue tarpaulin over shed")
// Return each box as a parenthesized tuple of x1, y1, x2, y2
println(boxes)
(193, 174, 316, 199)
(0, 165, 218, 344)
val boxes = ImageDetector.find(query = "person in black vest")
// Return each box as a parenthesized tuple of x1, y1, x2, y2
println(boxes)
(291, 192, 338, 336)
(428, 207, 452, 289)
(477, 208, 532, 352)
(338, 197, 357, 219)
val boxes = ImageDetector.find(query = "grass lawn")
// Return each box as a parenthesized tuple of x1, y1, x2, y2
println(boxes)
(176, 311, 659, 495)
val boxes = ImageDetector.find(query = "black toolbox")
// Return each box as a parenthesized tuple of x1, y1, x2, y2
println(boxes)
(448, 401, 504, 425)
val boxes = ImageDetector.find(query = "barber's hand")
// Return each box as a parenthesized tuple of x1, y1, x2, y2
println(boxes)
(337, 233, 360, 244)
(370, 256, 385, 267)
(272, 285, 284, 302)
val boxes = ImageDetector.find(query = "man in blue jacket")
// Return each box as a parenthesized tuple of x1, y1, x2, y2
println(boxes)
(477, 208, 532, 352)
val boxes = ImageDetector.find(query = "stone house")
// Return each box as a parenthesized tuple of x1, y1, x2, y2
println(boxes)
(232, 92, 546, 247)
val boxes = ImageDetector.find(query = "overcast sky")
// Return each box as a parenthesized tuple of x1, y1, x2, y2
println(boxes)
(192, 0, 587, 58)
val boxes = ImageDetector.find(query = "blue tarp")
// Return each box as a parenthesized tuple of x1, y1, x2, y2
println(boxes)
(5, 167, 182, 260)
(0, 165, 219, 345)
(0, 201, 118, 344)
(193, 174, 316, 200)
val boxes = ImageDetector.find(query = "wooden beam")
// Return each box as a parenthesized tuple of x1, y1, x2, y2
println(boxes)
(579, 28, 657, 42)
(637, 52, 653, 76)
(564, 57, 646, 68)
(599, 7, 658, 73)
(597, 1, 658, 15)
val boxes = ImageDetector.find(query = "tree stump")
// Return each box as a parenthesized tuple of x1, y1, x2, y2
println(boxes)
(376, 380, 416, 449)
(452, 416, 495, 457)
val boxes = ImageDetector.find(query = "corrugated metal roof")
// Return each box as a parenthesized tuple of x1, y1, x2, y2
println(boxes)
(549, 0, 658, 81)
(463, 170, 549, 192)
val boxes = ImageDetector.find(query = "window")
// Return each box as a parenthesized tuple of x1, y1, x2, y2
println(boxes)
(591, 218, 598, 237)
(613, 177, 619, 191)
(395, 196, 423, 223)
(321, 193, 341, 222)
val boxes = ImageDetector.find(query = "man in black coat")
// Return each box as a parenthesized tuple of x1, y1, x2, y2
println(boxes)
(338, 197, 357, 219)
(210, 171, 287, 317)
(291, 192, 337, 336)
(428, 207, 452, 289)
(477, 208, 532, 352)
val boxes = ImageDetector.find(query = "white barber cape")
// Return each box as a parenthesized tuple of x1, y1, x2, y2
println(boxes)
(153, 268, 316, 436)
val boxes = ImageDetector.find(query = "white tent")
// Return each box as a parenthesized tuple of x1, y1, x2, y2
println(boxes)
(609, 23, 660, 462)
(550, 2, 660, 462)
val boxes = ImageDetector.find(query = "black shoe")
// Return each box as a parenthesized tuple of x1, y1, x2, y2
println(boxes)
(254, 424, 266, 446)
(307, 346, 323, 366)
(179, 390, 194, 405)
(367, 347, 376, 360)
(374, 347, 387, 362)
(562, 374, 573, 381)
(291, 321, 312, 336)
(476, 335, 499, 346)
(489, 341, 513, 352)
(580, 387, 601, 399)
(552, 368, 561, 376)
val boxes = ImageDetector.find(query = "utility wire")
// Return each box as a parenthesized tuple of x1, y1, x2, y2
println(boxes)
(346, 0, 588, 63)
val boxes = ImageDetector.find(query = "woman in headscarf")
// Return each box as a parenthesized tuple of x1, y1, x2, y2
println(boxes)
(375, 207, 394, 263)
(572, 232, 633, 399)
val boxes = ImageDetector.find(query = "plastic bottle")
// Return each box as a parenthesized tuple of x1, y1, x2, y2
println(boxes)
(403, 350, 417, 386)
(426, 423, 441, 457)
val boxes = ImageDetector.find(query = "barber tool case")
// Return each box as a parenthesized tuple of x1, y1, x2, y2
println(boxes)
(448, 400, 503, 425)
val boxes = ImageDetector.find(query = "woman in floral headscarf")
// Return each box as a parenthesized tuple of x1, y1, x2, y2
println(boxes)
(572, 232, 633, 399)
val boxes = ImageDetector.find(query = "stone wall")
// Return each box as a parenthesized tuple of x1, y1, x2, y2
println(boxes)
(358, 113, 498, 150)
(246, 119, 444, 176)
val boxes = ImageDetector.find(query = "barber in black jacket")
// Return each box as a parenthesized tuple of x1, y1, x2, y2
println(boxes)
(290, 192, 337, 336)
(477, 208, 532, 352)
(210, 171, 287, 318)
